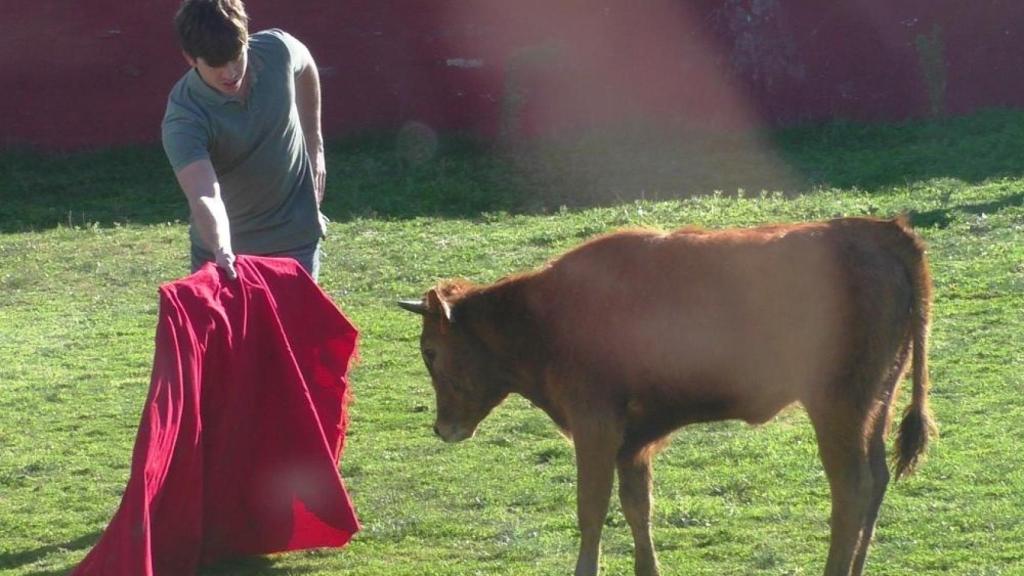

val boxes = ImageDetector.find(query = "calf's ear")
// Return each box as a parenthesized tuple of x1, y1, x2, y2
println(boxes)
(426, 288, 453, 322)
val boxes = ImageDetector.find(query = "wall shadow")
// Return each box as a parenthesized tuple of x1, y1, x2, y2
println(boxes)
(328, 108, 1024, 221)
(770, 108, 1024, 191)
(2, 109, 1022, 234)
(0, 146, 187, 234)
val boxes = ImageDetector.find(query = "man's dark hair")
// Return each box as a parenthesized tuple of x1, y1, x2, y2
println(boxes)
(175, 0, 249, 67)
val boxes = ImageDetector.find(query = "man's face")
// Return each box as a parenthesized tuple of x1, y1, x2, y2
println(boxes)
(184, 49, 248, 96)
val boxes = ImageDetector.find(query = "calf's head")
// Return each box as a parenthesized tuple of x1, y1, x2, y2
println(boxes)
(399, 284, 510, 443)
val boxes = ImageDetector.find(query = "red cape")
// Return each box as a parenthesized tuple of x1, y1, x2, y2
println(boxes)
(72, 256, 360, 575)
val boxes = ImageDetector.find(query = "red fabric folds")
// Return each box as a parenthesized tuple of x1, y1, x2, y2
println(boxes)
(72, 256, 360, 576)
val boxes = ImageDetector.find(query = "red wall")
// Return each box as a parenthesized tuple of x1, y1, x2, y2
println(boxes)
(3, 1, 1023, 151)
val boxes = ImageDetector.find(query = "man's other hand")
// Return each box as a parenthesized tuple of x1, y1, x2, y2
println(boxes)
(216, 249, 238, 280)
(311, 146, 326, 205)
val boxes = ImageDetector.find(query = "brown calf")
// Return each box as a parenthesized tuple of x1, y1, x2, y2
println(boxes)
(399, 217, 936, 576)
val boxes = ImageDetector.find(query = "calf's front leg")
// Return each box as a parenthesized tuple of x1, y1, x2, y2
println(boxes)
(572, 419, 620, 576)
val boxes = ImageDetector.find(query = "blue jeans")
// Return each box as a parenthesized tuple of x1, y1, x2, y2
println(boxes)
(191, 240, 321, 282)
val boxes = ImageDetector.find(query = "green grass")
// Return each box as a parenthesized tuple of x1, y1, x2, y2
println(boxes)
(1, 109, 1023, 575)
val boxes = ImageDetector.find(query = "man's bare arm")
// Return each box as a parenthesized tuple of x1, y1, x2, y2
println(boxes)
(174, 159, 237, 278)
(294, 42, 325, 206)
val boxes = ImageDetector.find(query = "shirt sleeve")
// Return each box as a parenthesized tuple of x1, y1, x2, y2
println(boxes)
(265, 28, 313, 75)
(162, 106, 209, 172)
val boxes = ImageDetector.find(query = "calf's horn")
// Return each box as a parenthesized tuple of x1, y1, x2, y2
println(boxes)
(397, 299, 429, 315)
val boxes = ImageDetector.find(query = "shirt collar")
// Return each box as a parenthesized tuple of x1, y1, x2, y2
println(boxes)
(185, 46, 262, 106)
(186, 68, 234, 106)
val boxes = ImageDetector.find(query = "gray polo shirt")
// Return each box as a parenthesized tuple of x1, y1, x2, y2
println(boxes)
(162, 29, 320, 257)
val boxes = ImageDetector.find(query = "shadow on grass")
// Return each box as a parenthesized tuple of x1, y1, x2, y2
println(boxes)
(3, 535, 318, 576)
(198, 554, 322, 575)
(909, 192, 1024, 228)
(2, 108, 1022, 233)
(0, 531, 99, 572)
(23, 569, 75, 576)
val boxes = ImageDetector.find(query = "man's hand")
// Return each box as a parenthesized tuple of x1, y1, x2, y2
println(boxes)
(215, 247, 238, 280)
(318, 211, 330, 238)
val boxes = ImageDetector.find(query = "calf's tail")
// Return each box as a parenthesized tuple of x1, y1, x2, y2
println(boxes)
(891, 217, 938, 480)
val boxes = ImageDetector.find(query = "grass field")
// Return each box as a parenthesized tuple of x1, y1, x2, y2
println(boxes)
(1, 109, 1023, 575)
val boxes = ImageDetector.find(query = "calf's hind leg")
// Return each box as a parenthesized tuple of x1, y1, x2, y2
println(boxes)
(808, 401, 879, 576)
(849, 410, 892, 576)
(850, 345, 908, 575)
(850, 364, 905, 576)
(617, 449, 660, 576)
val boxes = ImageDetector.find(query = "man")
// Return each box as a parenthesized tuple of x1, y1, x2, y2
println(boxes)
(162, 0, 327, 280)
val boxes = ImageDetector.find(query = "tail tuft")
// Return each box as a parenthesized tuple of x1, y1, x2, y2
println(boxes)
(893, 403, 937, 480)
